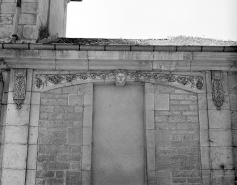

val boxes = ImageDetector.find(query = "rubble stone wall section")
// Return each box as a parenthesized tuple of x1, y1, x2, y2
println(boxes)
(154, 85, 202, 185)
(36, 84, 92, 185)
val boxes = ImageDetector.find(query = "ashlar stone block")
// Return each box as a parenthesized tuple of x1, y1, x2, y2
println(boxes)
(209, 110, 231, 129)
(82, 146, 91, 171)
(147, 148, 155, 171)
(26, 170, 36, 185)
(199, 110, 208, 130)
(82, 171, 91, 185)
(29, 104, 39, 127)
(83, 127, 92, 146)
(156, 130, 170, 147)
(4, 125, 28, 144)
(155, 94, 169, 110)
(209, 130, 232, 147)
(1, 169, 26, 185)
(27, 145, 37, 170)
(146, 130, 155, 148)
(2, 144, 28, 169)
(210, 147, 233, 169)
(28, 126, 38, 145)
(200, 147, 211, 170)
(6, 104, 30, 126)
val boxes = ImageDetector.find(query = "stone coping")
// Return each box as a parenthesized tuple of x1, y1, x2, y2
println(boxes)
(0, 43, 236, 52)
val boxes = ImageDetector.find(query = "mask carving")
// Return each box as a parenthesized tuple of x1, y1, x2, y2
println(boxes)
(115, 71, 126, 86)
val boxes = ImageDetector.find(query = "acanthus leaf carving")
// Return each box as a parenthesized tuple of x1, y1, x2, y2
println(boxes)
(35, 70, 204, 92)
(212, 79, 224, 110)
(13, 74, 26, 109)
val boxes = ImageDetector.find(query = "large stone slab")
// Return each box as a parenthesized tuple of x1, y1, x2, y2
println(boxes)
(208, 110, 231, 129)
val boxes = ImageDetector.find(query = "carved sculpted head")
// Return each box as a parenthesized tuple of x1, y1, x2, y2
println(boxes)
(115, 71, 126, 86)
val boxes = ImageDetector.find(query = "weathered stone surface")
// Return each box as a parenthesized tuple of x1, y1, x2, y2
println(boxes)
(66, 171, 81, 185)
(26, 170, 36, 185)
(156, 130, 170, 147)
(155, 94, 169, 110)
(6, 104, 30, 126)
(2, 144, 27, 169)
(4, 126, 28, 144)
(1, 169, 26, 185)
(209, 130, 232, 147)
(27, 145, 37, 170)
(229, 94, 237, 110)
(19, 13, 37, 25)
(209, 110, 231, 129)
(228, 72, 237, 94)
(210, 147, 233, 169)
(36, 87, 84, 184)
(157, 170, 171, 185)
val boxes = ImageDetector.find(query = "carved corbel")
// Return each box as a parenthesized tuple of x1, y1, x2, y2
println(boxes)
(212, 71, 224, 110)
(13, 72, 26, 109)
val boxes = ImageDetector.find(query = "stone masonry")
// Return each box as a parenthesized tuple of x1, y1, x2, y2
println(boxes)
(229, 72, 237, 183)
(0, 0, 71, 42)
(154, 85, 201, 185)
(36, 85, 87, 185)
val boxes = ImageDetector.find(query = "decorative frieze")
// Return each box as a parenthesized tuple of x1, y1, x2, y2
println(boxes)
(13, 74, 26, 109)
(35, 70, 204, 92)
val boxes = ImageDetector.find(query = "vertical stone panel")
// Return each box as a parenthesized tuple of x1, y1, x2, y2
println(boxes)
(35, 83, 92, 185)
(82, 83, 93, 185)
(145, 83, 156, 185)
(26, 70, 40, 185)
(228, 72, 237, 185)
(199, 72, 211, 185)
(155, 84, 201, 185)
(207, 71, 235, 184)
(1, 69, 32, 185)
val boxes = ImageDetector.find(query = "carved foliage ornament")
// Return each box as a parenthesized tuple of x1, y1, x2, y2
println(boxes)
(13, 74, 26, 109)
(212, 78, 224, 110)
(35, 70, 204, 91)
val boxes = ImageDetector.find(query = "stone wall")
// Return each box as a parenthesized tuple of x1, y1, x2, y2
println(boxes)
(0, 0, 39, 41)
(0, 0, 70, 42)
(229, 72, 237, 184)
(146, 84, 201, 185)
(0, 69, 236, 185)
(36, 84, 92, 185)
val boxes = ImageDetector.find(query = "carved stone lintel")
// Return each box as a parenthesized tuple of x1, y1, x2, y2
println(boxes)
(13, 74, 26, 109)
(35, 70, 204, 92)
(212, 71, 224, 110)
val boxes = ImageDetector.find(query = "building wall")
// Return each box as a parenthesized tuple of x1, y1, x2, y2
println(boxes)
(154, 85, 201, 185)
(0, 0, 70, 42)
(37, 86, 84, 185)
(229, 72, 237, 183)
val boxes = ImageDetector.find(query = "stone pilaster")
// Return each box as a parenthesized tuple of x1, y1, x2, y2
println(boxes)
(1, 69, 32, 185)
(145, 83, 156, 185)
(207, 71, 234, 184)
(81, 83, 93, 185)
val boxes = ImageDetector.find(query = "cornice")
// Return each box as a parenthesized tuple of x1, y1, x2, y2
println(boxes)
(0, 46, 236, 71)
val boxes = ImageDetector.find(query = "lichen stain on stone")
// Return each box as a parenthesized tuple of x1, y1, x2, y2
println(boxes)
(39, 26, 49, 41)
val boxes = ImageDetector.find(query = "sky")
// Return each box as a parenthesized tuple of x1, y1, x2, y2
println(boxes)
(66, 0, 237, 41)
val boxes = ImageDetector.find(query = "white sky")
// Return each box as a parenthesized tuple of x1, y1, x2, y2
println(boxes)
(66, 0, 237, 41)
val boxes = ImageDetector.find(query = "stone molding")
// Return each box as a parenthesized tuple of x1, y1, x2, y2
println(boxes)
(34, 70, 205, 93)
